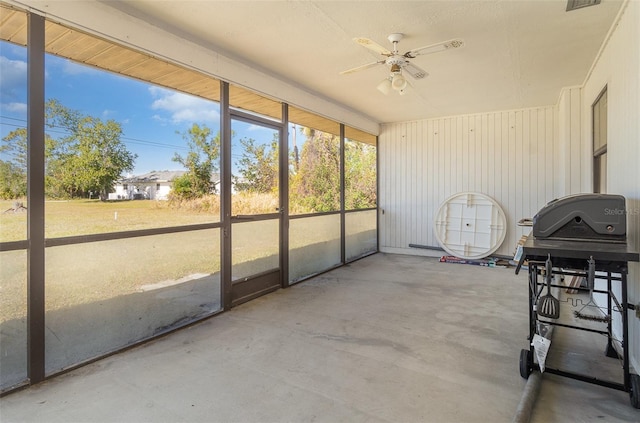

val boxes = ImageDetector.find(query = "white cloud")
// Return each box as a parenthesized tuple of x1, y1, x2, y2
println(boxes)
(102, 109, 116, 118)
(5, 102, 27, 114)
(151, 114, 168, 125)
(0, 56, 27, 100)
(247, 124, 271, 132)
(149, 86, 219, 124)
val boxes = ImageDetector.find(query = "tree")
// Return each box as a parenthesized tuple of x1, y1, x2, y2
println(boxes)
(44, 99, 85, 198)
(345, 141, 377, 209)
(289, 128, 340, 213)
(0, 99, 137, 199)
(172, 123, 220, 198)
(234, 135, 278, 194)
(287, 128, 376, 213)
(0, 160, 27, 199)
(0, 128, 27, 170)
(0, 127, 28, 199)
(68, 117, 136, 199)
(1, 122, 60, 198)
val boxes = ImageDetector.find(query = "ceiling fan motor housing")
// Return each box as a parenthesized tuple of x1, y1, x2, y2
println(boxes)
(389, 63, 402, 73)
(386, 57, 407, 70)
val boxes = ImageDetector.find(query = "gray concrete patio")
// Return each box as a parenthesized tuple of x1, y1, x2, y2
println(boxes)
(0, 253, 637, 422)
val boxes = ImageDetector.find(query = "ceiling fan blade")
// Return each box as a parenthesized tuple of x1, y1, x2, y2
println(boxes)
(339, 61, 384, 75)
(353, 37, 392, 56)
(403, 62, 429, 80)
(405, 39, 465, 58)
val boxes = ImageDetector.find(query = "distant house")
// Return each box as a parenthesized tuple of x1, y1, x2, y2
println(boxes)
(111, 171, 221, 200)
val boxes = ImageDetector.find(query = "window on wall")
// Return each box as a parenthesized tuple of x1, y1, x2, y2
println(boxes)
(229, 87, 282, 216)
(344, 127, 377, 210)
(287, 107, 342, 283)
(0, 40, 28, 242)
(40, 53, 222, 235)
(344, 126, 377, 261)
(0, 15, 29, 390)
(593, 87, 607, 193)
(0, 9, 225, 387)
(288, 107, 341, 214)
(38, 21, 224, 375)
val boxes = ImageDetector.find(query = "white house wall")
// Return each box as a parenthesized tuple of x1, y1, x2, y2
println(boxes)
(581, 0, 640, 374)
(379, 106, 558, 258)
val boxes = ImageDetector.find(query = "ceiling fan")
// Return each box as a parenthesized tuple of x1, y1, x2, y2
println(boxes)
(340, 33, 464, 95)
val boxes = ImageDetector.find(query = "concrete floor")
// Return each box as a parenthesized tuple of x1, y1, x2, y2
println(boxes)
(529, 284, 640, 422)
(1, 253, 638, 422)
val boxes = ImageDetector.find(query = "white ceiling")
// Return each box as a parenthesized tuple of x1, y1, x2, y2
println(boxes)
(104, 0, 623, 124)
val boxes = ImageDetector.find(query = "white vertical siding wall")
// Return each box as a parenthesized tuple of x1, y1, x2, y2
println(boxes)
(379, 106, 558, 258)
(581, 1, 640, 374)
(557, 87, 584, 196)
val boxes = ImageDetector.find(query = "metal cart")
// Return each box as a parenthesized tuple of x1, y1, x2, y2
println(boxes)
(516, 237, 640, 408)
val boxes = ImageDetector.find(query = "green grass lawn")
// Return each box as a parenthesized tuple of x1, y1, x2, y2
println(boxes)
(1, 199, 221, 322)
(0, 229, 222, 321)
(0, 198, 375, 323)
(0, 199, 220, 242)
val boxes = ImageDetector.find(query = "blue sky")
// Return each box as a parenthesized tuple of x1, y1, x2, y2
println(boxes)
(0, 40, 287, 175)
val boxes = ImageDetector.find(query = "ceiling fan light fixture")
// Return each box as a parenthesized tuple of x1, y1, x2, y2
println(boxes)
(342, 33, 464, 96)
(377, 78, 392, 95)
(391, 72, 407, 91)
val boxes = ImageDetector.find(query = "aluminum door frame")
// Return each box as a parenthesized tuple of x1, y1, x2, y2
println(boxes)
(222, 101, 288, 307)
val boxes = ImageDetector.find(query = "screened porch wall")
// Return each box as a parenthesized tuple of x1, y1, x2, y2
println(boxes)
(378, 105, 559, 259)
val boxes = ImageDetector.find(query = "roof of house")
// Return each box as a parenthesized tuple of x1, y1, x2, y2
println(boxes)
(121, 171, 221, 184)
(122, 171, 185, 183)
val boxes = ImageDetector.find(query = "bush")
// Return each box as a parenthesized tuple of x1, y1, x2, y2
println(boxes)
(166, 192, 278, 216)
(232, 192, 278, 215)
(167, 193, 220, 213)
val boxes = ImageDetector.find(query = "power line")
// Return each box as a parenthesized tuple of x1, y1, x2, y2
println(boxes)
(1, 115, 189, 151)
(2, 116, 270, 162)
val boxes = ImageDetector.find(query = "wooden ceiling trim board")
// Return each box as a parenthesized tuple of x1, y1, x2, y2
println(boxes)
(230, 85, 282, 121)
(289, 106, 341, 136)
(345, 126, 377, 146)
(180, 74, 219, 92)
(62, 38, 115, 64)
(85, 47, 142, 72)
(116, 56, 161, 78)
(0, 8, 26, 43)
(136, 61, 185, 83)
(152, 68, 198, 88)
(44, 27, 82, 54)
